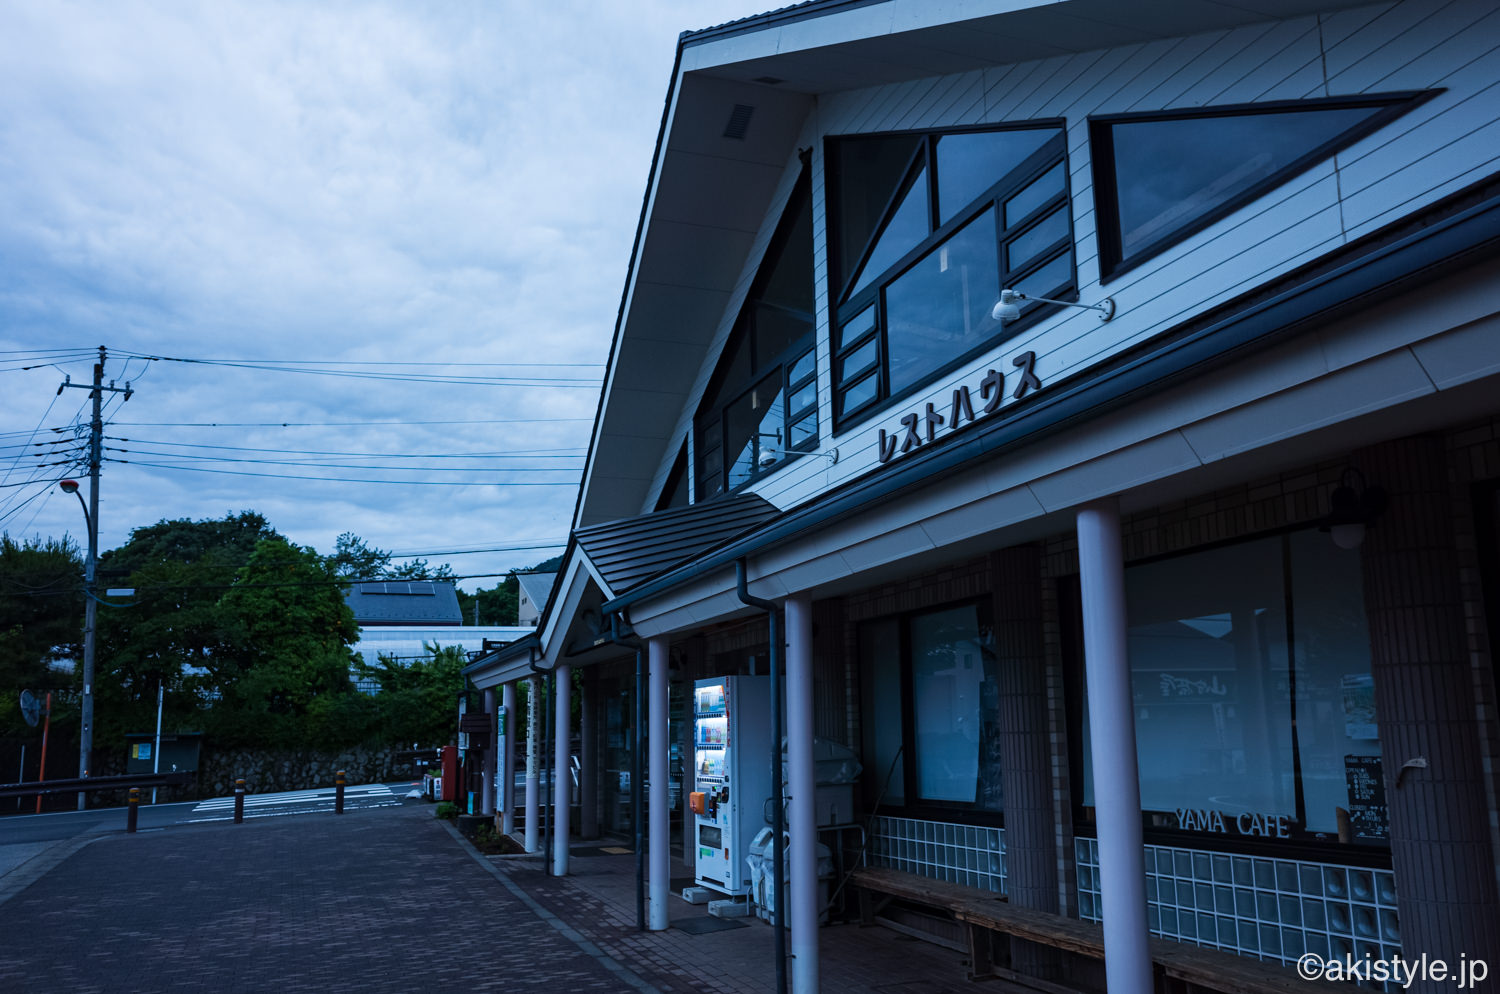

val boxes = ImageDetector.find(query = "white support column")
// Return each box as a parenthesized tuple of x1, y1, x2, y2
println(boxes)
(648, 635, 670, 931)
(1076, 500, 1153, 994)
(501, 681, 517, 836)
(525, 675, 541, 853)
(482, 687, 498, 817)
(785, 592, 819, 993)
(553, 662, 572, 877)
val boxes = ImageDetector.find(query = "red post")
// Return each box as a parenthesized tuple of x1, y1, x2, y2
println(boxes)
(35, 692, 52, 815)
(440, 745, 458, 803)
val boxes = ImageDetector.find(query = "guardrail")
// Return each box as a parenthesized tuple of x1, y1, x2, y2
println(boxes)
(0, 771, 196, 799)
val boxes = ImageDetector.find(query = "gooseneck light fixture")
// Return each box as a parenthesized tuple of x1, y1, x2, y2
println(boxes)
(991, 288, 1116, 324)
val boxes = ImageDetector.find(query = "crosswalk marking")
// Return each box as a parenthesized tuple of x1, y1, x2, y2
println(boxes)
(190, 783, 400, 819)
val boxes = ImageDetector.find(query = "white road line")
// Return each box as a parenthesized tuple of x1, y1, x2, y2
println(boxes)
(186, 800, 401, 824)
(191, 785, 396, 813)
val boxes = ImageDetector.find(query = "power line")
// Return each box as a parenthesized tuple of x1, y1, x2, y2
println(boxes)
(106, 449, 583, 472)
(107, 418, 592, 428)
(110, 459, 581, 486)
(109, 352, 602, 387)
(105, 436, 584, 459)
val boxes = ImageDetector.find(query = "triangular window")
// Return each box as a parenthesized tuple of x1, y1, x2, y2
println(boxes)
(694, 167, 818, 500)
(829, 135, 923, 299)
(1091, 92, 1430, 278)
(847, 164, 930, 299)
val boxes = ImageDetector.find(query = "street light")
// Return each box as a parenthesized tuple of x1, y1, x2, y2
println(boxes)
(59, 478, 97, 809)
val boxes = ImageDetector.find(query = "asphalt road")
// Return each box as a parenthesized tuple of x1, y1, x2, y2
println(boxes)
(0, 781, 417, 847)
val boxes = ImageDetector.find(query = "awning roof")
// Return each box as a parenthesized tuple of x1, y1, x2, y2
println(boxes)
(574, 493, 781, 601)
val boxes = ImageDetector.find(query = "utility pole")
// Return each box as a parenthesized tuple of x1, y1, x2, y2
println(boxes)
(59, 346, 132, 810)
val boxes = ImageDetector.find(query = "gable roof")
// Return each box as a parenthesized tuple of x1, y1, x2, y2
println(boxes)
(574, 493, 781, 600)
(516, 571, 558, 609)
(344, 580, 463, 626)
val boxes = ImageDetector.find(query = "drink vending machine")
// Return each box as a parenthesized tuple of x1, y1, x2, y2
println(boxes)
(690, 675, 772, 897)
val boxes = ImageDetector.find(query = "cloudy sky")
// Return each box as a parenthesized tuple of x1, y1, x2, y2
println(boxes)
(0, 0, 756, 590)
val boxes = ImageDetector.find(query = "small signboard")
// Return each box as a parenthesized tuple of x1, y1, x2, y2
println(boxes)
(1344, 754, 1389, 840)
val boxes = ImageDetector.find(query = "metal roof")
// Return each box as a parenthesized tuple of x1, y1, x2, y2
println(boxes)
(515, 571, 558, 610)
(574, 493, 781, 599)
(344, 580, 463, 626)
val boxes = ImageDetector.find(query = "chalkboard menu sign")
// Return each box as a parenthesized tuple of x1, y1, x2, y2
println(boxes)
(1344, 754, 1388, 840)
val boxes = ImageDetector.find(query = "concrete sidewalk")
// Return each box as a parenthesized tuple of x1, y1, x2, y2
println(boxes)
(0, 801, 976, 993)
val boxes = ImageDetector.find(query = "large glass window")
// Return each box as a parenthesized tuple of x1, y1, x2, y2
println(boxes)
(1089, 92, 1430, 280)
(695, 169, 817, 500)
(827, 123, 1073, 429)
(859, 599, 1003, 815)
(1073, 530, 1383, 847)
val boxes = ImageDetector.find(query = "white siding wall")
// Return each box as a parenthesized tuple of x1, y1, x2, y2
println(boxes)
(647, 0, 1499, 515)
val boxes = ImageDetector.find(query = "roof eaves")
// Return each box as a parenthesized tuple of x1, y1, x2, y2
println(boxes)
(679, 0, 876, 46)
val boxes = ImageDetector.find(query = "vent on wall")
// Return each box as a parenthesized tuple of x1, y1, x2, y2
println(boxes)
(724, 103, 755, 140)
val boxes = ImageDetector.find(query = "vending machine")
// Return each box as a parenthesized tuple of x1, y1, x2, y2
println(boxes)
(690, 675, 772, 897)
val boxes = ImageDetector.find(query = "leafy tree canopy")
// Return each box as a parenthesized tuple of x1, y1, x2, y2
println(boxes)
(329, 532, 453, 581)
(0, 534, 82, 736)
(216, 537, 359, 719)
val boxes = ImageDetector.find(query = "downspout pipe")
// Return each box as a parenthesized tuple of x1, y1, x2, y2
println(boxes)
(736, 559, 787, 994)
(606, 611, 647, 932)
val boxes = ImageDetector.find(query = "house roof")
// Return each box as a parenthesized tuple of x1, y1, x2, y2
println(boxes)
(344, 580, 463, 626)
(515, 571, 558, 609)
(574, 493, 781, 600)
(571, 0, 1377, 530)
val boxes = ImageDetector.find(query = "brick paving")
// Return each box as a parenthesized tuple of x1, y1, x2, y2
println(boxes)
(0, 804, 637, 994)
(0, 800, 977, 994)
(486, 843, 979, 994)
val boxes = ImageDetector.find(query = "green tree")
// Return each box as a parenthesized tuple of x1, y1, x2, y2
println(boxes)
(456, 576, 518, 625)
(213, 537, 360, 745)
(0, 534, 82, 737)
(454, 554, 561, 626)
(92, 512, 279, 744)
(358, 642, 467, 748)
(329, 532, 453, 581)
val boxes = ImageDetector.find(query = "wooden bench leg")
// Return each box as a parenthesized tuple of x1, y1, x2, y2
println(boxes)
(967, 923, 996, 979)
(855, 887, 893, 927)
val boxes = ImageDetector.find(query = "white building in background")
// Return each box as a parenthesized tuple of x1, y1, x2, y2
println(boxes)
(343, 579, 528, 693)
(516, 571, 557, 628)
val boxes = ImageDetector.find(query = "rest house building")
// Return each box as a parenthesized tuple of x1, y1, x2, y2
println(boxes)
(464, 1, 1500, 990)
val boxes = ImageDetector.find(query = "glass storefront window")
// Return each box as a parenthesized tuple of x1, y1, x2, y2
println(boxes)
(859, 599, 1002, 815)
(1077, 530, 1383, 845)
(911, 604, 1001, 808)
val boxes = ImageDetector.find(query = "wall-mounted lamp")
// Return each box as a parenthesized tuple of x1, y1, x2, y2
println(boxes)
(756, 430, 838, 469)
(1318, 468, 1387, 550)
(991, 288, 1116, 324)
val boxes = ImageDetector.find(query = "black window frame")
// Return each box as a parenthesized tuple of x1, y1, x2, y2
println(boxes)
(859, 595, 1007, 826)
(1088, 90, 1437, 283)
(694, 166, 818, 501)
(827, 121, 1076, 434)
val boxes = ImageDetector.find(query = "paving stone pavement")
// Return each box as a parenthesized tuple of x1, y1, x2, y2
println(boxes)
(485, 843, 979, 994)
(0, 800, 979, 994)
(0, 803, 644, 994)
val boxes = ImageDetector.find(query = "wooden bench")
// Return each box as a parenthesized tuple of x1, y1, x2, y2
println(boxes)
(847, 866, 1326, 994)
